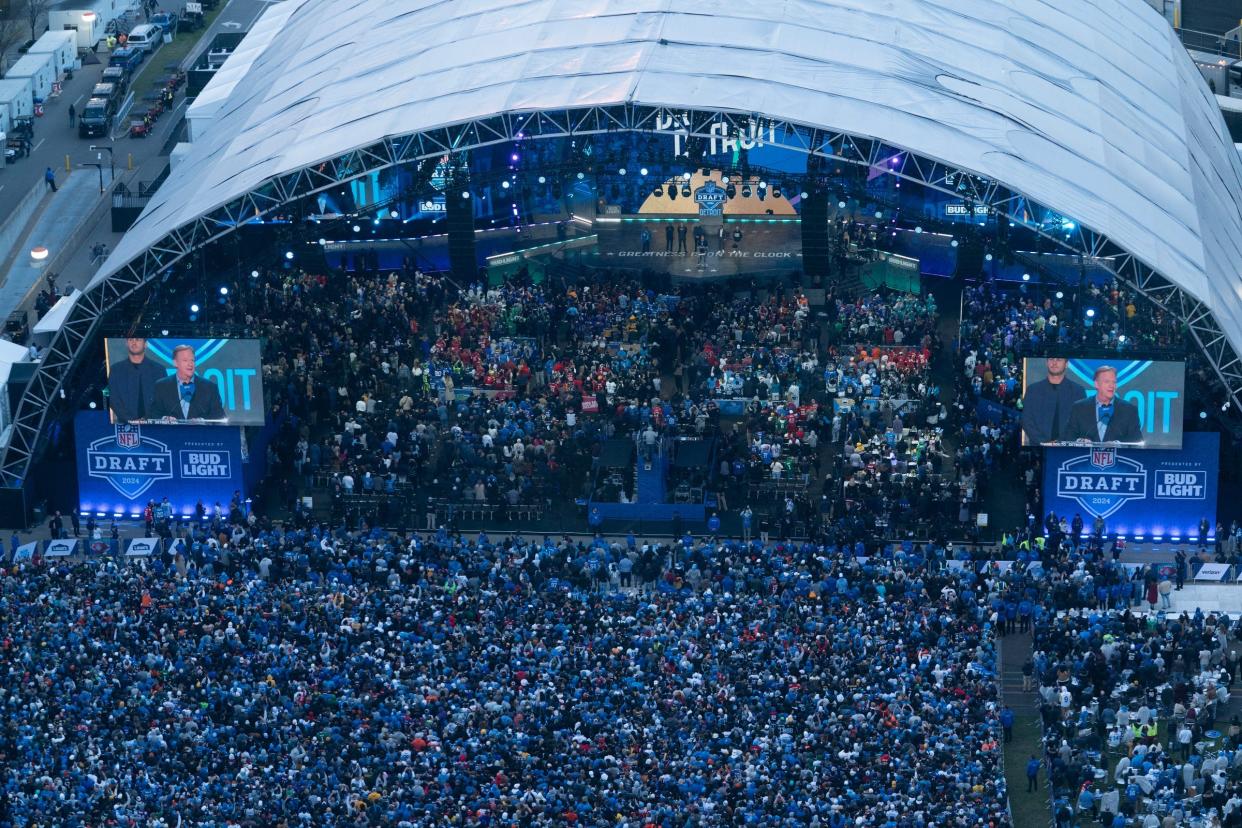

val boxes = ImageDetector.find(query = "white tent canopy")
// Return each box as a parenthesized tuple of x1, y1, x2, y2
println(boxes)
(98, 0, 1242, 350)
(31, 289, 82, 342)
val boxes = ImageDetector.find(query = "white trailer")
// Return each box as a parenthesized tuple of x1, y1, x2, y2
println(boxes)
(28, 31, 80, 78)
(48, 0, 136, 52)
(0, 77, 36, 123)
(6, 53, 57, 102)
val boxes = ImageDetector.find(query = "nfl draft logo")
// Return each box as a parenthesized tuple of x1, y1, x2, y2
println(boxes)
(1056, 446, 1147, 519)
(87, 425, 173, 500)
(694, 181, 728, 216)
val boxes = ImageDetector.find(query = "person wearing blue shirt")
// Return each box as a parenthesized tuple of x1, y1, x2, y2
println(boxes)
(1026, 755, 1042, 792)
(1000, 705, 1015, 743)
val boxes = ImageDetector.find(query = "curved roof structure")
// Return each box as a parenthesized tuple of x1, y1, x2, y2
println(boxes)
(104, 0, 1242, 344)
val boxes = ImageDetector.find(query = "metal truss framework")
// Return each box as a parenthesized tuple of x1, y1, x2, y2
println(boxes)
(3, 103, 1239, 488)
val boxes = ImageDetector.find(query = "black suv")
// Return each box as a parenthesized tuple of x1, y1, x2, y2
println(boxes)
(78, 97, 113, 138)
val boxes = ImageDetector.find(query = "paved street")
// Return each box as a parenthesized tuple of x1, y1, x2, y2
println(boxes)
(0, 0, 274, 315)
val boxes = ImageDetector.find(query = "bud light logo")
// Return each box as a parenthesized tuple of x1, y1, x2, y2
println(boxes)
(1155, 469, 1206, 500)
(179, 451, 231, 478)
(1056, 448, 1147, 519)
(694, 181, 727, 216)
(87, 426, 173, 500)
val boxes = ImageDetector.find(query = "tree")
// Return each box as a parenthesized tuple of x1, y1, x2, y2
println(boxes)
(25, 0, 49, 43)
(0, 0, 26, 76)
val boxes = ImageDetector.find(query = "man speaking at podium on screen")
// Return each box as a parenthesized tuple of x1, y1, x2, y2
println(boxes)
(151, 344, 226, 422)
(1066, 365, 1142, 444)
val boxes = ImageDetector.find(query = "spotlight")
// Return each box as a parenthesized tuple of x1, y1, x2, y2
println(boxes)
(190, 303, 200, 313)
(89, 401, 96, 409)
(160, 329, 169, 336)
(1055, 291, 1064, 299)
(721, 176, 730, 185)
(726, 184, 736, 199)
(219, 286, 229, 295)
(538, 176, 546, 184)
(511, 153, 519, 162)
(984, 253, 993, 261)
(285, 251, 294, 260)
(757, 186, 766, 202)
(618, 168, 626, 175)
(668, 187, 677, 201)
(502, 181, 510, 189)
(1086, 308, 1096, 318)
(1200, 411, 1208, 419)
(759, 181, 767, 189)
(390, 209, 399, 218)
(799, 192, 808, 199)
(318, 238, 327, 246)
(462, 191, 471, 198)
(680, 185, 691, 197)
(639, 168, 648, 176)
(683, 172, 692, 181)
(577, 172, 585, 180)
(1118, 335, 1126, 343)
(772, 185, 781, 198)
(352, 225, 361, 233)
(914, 227, 923, 234)
(950, 239, 958, 247)
(874, 211, 883, 219)
(372, 219, 380, 226)
(742, 185, 752, 198)
(653, 185, 664, 197)
(1022, 273, 1030, 282)
(251, 270, 260, 278)
(838, 201, 846, 209)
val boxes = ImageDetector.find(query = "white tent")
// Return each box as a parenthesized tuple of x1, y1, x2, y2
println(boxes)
(96, 0, 1242, 352)
(31, 290, 82, 346)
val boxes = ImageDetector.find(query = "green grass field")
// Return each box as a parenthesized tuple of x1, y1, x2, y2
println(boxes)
(125, 4, 228, 110)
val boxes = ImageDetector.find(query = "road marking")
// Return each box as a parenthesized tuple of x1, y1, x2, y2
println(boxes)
(32, 138, 45, 152)
(221, 20, 242, 27)
(73, 94, 86, 108)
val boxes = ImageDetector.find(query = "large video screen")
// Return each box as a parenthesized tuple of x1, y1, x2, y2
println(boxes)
(1019, 357, 1185, 449)
(104, 338, 265, 426)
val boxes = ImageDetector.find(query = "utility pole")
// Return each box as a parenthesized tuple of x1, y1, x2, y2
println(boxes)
(89, 145, 114, 186)
(83, 162, 104, 194)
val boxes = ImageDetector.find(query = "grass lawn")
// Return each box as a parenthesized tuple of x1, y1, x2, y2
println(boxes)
(125, 3, 229, 109)
(1006, 711, 1052, 827)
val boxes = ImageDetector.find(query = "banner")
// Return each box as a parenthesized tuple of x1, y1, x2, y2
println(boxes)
(45, 538, 78, 557)
(75, 411, 246, 517)
(12, 541, 37, 562)
(125, 537, 160, 557)
(1042, 432, 1218, 541)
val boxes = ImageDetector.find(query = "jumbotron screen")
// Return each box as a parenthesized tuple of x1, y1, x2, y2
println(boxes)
(104, 337, 265, 426)
(1019, 357, 1185, 449)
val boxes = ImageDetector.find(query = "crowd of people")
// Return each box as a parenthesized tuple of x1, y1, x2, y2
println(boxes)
(2, 530, 1012, 827)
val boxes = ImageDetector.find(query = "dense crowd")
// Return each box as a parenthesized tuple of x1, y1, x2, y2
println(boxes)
(1, 532, 1012, 827)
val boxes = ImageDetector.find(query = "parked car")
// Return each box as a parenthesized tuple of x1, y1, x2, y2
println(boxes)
(125, 24, 159, 53)
(108, 47, 143, 73)
(101, 66, 129, 93)
(78, 97, 114, 138)
(4, 311, 29, 344)
(151, 11, 178, 37)
(91, 82, 122, 110)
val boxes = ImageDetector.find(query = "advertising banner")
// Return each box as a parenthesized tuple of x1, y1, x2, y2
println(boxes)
(1042, 432, 1218, 540)
(45, 539, 78, 557)
(75, 411, 246, 517)
(125, 537, 160, 557)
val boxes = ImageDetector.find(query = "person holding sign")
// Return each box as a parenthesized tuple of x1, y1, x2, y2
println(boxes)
(151, 344, 226, 421)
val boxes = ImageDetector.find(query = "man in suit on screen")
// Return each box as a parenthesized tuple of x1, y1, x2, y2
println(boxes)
(1020, 356, 1085, 445)
(108, 337, 166, 422)
(150, 344, 226, 421)
(1066, 365, 1142, 443)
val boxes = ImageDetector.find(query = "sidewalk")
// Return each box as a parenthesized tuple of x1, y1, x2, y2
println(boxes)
(0, 169, 115, 312)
